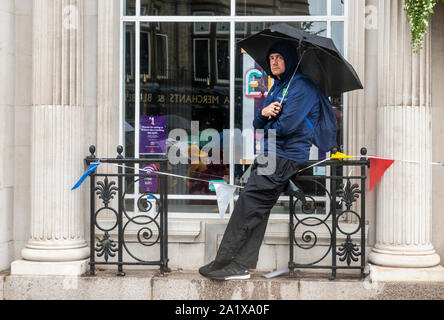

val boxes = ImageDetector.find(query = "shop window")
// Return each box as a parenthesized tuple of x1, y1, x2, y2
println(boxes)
(123, 22, 230, 214)
(121, 1, 347, 216)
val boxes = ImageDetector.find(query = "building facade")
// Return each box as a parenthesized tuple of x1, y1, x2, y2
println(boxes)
(1, 0, 444, 283)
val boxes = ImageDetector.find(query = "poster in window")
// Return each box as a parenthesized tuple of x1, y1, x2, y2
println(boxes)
(139, 115, 167, 155)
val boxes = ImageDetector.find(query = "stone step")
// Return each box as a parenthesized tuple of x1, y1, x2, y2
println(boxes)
(2, 269, 444, 300)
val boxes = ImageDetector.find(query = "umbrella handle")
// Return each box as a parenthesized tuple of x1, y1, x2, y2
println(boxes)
(279, 50, 306, 104)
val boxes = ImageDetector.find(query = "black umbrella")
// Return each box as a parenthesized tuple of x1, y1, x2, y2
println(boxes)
(238, 23, 363, 97)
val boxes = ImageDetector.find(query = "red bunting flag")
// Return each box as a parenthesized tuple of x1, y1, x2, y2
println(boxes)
(369, 157, 394, 190)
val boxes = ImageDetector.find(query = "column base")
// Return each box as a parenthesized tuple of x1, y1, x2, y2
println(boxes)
(10, 259, 88, 276)
(21, 244, 90, 262)
(369, 247, 441, 268)
(368, 264, 444, 282)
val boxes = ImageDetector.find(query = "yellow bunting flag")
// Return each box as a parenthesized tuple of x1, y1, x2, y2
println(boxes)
(331, 152, 355, 160)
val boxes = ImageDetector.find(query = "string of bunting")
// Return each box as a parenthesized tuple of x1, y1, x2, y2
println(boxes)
(71, 152, 444, 216)
(71, 160, 240, 218)
(325, 152, 444, 191)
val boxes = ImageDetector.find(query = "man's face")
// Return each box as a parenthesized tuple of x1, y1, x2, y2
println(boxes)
(269, 53, 286, 78)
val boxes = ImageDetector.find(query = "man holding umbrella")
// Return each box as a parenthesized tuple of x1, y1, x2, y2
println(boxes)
(199, 39, 322, 280)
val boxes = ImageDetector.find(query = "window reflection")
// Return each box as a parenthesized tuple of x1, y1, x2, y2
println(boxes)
(140, 0, 230, 16)
(156, 34, 168, 79)
(123, 22, 231, 212)
(194, 39, 210, 81)
(331, 21, 344, 55)
(124, 22, 135, 159)
(216, 40, 229, 83)
(124, 0, 136, 16)
(122, 2, 346, 213)
(234, 21, 343, 207)
(236, 0, 325, 16)
(331, 0, 345, 16)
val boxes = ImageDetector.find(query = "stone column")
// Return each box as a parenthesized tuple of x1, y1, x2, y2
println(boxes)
(11, 0, 89, 275)
(345, 0, 366, 156)
(368, 0, 443, 281)
(344, 0, 367, 225)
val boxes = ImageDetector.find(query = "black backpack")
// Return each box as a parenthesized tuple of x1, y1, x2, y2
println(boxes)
(304, 92, 338, 152)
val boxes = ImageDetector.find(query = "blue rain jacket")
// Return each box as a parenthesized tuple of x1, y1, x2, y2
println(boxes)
(253, 41, 320, 163)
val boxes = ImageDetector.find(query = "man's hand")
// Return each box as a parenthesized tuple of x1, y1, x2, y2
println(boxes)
(262, 102, 282, 119)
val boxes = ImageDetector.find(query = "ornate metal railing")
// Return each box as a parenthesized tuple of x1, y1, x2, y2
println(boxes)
(85, 144, 369, 280)
(85, 145, 170, 276)
(287, 148, 369, 280)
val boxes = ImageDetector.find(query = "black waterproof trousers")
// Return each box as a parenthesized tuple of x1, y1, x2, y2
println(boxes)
(214, 155, 302, 269)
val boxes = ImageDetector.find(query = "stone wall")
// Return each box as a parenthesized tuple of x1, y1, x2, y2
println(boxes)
(12, 0, 33, 269)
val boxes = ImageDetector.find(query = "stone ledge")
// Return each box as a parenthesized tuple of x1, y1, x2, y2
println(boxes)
(10, 259, 89, 276)
(2, 269, 444, 300)
(369, 264, 444, 282)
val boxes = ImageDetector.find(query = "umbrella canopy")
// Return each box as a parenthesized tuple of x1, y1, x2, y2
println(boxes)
(238, 23, 363, 97)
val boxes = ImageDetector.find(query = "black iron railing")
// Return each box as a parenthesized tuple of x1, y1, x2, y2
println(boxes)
(287, 147, 369, 280)
(85, 145, 170, 276)
(85, 144, 369, 280)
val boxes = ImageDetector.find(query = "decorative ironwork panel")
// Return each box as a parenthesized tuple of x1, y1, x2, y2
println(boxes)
(85, 145, 369, 280)
(288, 148, 369, 280)
(86, 145, 169, 276)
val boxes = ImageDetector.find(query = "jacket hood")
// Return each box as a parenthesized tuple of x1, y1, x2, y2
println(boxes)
(266, 40, 300, 81)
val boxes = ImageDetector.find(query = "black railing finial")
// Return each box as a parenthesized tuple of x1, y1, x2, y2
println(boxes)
(360, 147, 367, 156)
(89, 145, 96, 157)
(116, 145, 124, 159)
(85, 145, 97, 167)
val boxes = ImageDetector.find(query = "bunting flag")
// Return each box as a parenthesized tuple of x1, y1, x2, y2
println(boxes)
(213, 183, 237, 218)
(71, 162, 100, 190)
(369, 157, 394, 190)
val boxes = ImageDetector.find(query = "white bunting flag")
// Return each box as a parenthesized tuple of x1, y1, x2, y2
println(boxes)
(213, 183, 237, 218)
